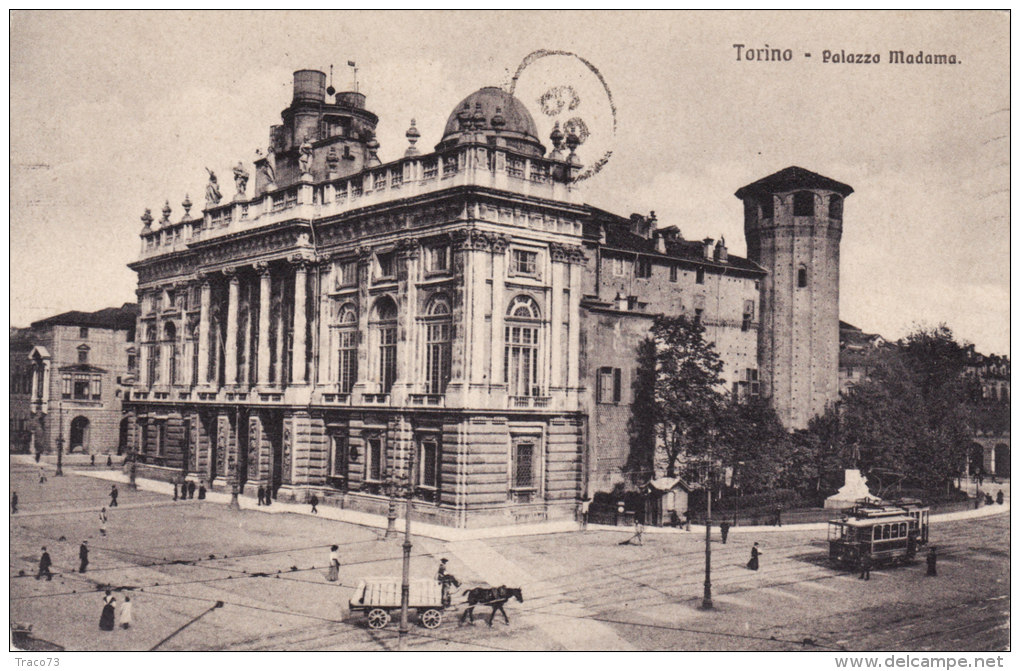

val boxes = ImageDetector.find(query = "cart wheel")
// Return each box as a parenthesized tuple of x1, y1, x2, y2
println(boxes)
(420, 608, 442, 629)
(367, 608, 391, 630)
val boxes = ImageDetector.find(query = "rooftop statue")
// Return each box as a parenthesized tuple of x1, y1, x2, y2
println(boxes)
(233, 161, 249, 196)
(299, 136, 314, 175)
(205, 169, 222, 206)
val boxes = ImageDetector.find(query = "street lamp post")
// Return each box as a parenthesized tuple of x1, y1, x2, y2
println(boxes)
(55, 401, 64, 476)
(701, 466, 713, 610)
(384, 471, 399, 539)
(229, 409, 241, 511)
(398, 450, 417, 651)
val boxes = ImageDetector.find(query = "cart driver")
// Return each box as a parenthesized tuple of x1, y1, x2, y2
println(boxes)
(437, 558, 461, 607)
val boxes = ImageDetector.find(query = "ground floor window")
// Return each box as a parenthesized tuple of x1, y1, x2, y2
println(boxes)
(366, 435, 383, 482)
(510, 434, 540, 502)
(329, 434, 349, 489)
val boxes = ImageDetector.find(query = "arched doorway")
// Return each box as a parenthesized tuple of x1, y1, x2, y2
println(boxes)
(70, 416, 90, 453)
(994, 444, 1010, 478)
(118, 418, 130, 455)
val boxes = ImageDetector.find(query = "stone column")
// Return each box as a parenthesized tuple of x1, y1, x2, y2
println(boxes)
(256, 263, 272, 386)
(291, 258, 308, 385)
(490, 235, 509, 390)
(317, 262, 332, 385)
(198, 277, 211, 386)
(549, 248, 565, 391)
(224, 268, 239, 386)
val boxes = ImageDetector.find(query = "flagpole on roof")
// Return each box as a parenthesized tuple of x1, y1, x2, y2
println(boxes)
(348, 60, 358, 93)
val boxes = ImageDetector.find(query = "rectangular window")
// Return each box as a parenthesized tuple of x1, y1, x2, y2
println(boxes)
(742, 299, 755, 332)
(156, 422, 166, 457)
(612, 258, 625, 277)
(367, 437, 383, 481)
(696, 267, 705, 284)
(504, 325, 539, 396)
(511, 438, 537, 491)
(336, 261, 358, 288)
(90, 374, 102, 400)
(73, 373, 90, 400)
(669, 264, 678, 282)
(376, 252, 395, 279)
(597, 367, 622, 403)
(79, 327, 89, 338)
(419, 435, 439, 488)
(635, 258, 652, 278)
(425, 322, 452, 394)
(329, 434, 348, 486)
(78, 349, 89, 364)
(511, 249, 538, 276)
(379, 326, 397, 393)
(426, 245, 450, 273)
(62, 373, 72, 399)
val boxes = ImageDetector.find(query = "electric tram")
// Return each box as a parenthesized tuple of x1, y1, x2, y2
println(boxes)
(827, 499, 930, 567)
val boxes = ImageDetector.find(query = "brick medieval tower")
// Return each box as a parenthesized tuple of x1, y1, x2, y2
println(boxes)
(737, 167, 853, 429)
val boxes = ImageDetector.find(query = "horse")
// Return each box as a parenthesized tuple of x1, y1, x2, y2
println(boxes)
(459, 585, 524, 627)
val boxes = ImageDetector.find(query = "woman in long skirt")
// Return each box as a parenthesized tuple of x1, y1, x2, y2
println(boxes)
(747, 542, 761, 571)
(120, 595, 133, 629)
(99, 591, 116, 631)
(327, 545, 340, 582)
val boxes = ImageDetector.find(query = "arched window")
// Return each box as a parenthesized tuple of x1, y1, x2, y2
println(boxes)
(797, 265, 808, 288)
(793, 191, 814, 217)
(335, 303, 358, 393)
(505, 295, 542, 397)
(424, 295, 453, 394)
(829, 194, 843, 219)
(372, 297, 398, 393)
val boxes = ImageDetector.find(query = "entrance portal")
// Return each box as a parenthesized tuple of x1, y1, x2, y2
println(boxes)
(70, 416, 90, 453)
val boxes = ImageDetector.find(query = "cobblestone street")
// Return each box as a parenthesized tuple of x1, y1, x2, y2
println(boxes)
(9, 459, 1009, 651)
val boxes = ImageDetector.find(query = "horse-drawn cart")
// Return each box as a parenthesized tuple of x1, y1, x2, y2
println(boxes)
(348, 578, 447, 629)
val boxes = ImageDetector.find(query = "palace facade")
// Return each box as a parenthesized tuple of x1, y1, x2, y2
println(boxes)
(125, 69, 850, 527)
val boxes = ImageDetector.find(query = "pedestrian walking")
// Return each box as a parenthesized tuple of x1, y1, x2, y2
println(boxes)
(106, 455, 113, 467)
(39, 467, 47, 484)
(120, 595, 133, 629)
(684, 510, 692, 532)
(774, 505, 783, 527)
(977, 471, 984, 487)
(618, 518, 645, 546)
(926, 547, 938, 577)
(257, 485, 265, 506)
(579, 497, 591, 531)
(79, 541, 90, 573)
(198, 482, 206, 500)
(99, 591, 116, 631)
(327, 545, 340, 582)
(858, 551, 871, 580)
(109, 485, 119, 507)
(173, 483, 178, 501)
(996, 490, 1004, 505)
(720, 520, 731, 544)
(90, 454, 96, 466)
(11, 491, 18, 514)
(188, 481, 196, 499)
(747, 542, 761, 571)
(36, 547, 53, 581)
(99, 507, 108, 537)
(264, 487, 272, 506)
(309, 493, 319, 514)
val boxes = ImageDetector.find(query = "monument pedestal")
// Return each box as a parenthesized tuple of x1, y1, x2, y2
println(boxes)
(825, 469, 881, 509)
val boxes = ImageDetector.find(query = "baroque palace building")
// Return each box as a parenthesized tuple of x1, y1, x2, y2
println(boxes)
(125, 69, 851, 527)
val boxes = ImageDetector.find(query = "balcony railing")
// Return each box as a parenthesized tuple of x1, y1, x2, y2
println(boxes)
(508, 395, 551, 409)
(363, 393, 389, 405)
(407, 394, 444, 407)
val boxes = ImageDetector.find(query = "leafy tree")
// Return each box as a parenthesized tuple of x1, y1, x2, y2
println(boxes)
(648, 315, 726, 478)
(624, 337, 658, 486)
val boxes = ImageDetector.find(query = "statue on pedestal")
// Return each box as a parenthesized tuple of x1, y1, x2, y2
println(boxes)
(299, 136, 314, 175)
(205, 169, 222, 206)
(233, 161, 249, 197)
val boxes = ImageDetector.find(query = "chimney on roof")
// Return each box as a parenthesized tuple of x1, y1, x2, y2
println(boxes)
(653, 230, 666, 254)
(703, 238, 714, 260)
(714, 236, 728, 263)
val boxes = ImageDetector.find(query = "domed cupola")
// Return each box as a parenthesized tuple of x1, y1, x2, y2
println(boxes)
(436, 86, 546, 157)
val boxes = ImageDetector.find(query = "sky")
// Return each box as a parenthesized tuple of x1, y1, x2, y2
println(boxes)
(9, 10, 1011, 355)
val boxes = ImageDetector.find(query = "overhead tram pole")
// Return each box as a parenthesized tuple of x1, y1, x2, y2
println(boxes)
(702, 452, 714, 610)
(55, 401, 64, 476)
(398, 448, 416, 650)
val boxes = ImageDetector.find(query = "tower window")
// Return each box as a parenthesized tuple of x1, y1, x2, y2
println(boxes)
(797, 266, 808, 288)
(696, 267, 705, 284)
(635, 258, 652, 279)
(793, 191, 814, 217)
(669, 264, 678, 282)
(760, 196, 774, 219)
(829, 195, 843, 219)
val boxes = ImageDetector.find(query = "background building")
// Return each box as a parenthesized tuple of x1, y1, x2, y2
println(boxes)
(10, 304, 138, 456)
(125, 69, 849, 526)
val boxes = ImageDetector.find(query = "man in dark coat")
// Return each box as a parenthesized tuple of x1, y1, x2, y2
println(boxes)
(926, 547, 938, 577)
(996, 490, 1004, 505)
(79, 541, 89, 573)
(11, 492, 18, 514)
(198, 483, 206, 500)
(37, 547, 53, 580)
(257, 485, 265, 506)
(858, 551, 871, 580)
(747, 542, 761, 570)
(309, 493, 319, 514)
(109, 485, 119, 507)
(173, 483, 178, 501)
(188, 481, 196, 499)
(720, 520, 731, 544)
